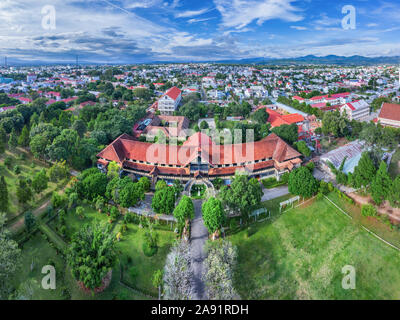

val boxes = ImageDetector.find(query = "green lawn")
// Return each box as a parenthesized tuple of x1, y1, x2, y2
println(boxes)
(11, 232, 67, 300)
(117, 222, 177, 296)
(230, 195, 400, 300)
(389, 148, 400, 179)
(0, 149, 62, 222)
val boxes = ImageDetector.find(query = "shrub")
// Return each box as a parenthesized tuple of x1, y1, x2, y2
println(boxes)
(13, 165, 21, 175)
(306, 161, 315, 172)
(4, 156, 12, 168)
(142, 230, 158, 257)
(361, 204, 377, 217)
(129, 266, 139, 279)
(60, 225, 67, 237)
(109, 206, 120, 222)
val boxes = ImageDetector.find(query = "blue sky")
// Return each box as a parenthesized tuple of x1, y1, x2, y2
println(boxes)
(1, 0, 400, 64)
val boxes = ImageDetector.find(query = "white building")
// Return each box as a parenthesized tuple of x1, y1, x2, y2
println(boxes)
(157, 86, 182, 115)
(340, 100, 370, 121)
(26, 73, 37, 83)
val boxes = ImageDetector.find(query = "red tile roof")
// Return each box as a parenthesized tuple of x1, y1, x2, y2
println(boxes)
(378, 103, 400, 122)
(165, 86, 181, 101)
(97, 132, 301, 176)
(257, 107, 304, 128)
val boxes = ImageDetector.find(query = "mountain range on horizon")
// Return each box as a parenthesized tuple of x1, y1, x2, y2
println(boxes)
(4, 55, 400, 67)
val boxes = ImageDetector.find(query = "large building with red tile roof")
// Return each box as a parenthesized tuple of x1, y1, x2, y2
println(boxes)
(378, 103, 400, 128)
(97, 132, 302, 185)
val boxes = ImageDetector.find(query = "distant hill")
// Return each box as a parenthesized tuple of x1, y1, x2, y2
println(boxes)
(5, 54, 400, 66)
(214, 55, 400, 66)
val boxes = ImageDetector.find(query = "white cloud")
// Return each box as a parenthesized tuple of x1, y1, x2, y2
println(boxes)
(123, 0, 161, 9)
(214, 0, 303, 29)
(188, 17, 215, 24)
(175, 8, 210, 18)
(290, 26, 307, 30)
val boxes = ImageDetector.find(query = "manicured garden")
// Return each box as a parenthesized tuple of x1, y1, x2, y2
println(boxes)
(117, 222, 176, 296)
(45, 203, 176, 298)
(191, 184, 206, 199)
(230, 194, 400, 299)
(12, 231, 150, 300)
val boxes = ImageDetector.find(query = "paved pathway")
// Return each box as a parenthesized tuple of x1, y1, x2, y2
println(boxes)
(190, 199, 208, 300)
(261, 186, 290, 202)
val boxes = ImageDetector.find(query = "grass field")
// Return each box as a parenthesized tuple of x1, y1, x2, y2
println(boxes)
(230, 194, 400, 300)
(0, 149, 63, 222)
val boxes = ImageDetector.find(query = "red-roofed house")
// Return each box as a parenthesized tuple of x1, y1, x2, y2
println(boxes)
(378, 103, 400, 128)
(257, 107, 304, 128)
(17, 97, 32, 104)
(157, 86, 182, 115)
(339, 100, 369, 121)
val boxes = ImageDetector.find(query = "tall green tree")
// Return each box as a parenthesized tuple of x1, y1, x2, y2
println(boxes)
(173, 195, 194, 229)
(119, 181, 145, 208)
(0, 138, 5, 154)
(352, 152, 376, 189)
(18, 125, 30, 147)
(389, 176, 400, 208)
(107, 161, 120, 180)
(220, 174, 262, 219)
(138, 177, 151, 193)
(48, 160, 69, 182)
(0, 126, 7, 144)
(32, 169, 48, 195)
(8, 128, 18, 150)
(16, 178, 32, 206)
(288, 167, 319, 198)
(68, 223, 116, 290)
(0, 176, 8, 213)
(271, 123, 298, 144)
(152, 186, 175, 215)
(251, 108, 270, 124)
(152, 269, 163, 300)
(370, 161, 392, 206)
(202, 197, 225, 240)
(24, 211, 36, 232)
(0, 216, 21, 299)
(72, 119, 87, 138)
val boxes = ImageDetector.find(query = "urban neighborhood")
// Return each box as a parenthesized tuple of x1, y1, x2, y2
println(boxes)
(2, 0, 400, 306)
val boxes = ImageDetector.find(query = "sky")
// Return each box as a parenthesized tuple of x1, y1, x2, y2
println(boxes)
(1, 0, 400, 64)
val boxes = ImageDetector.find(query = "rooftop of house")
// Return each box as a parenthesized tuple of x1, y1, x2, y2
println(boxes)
(378, 103, 400, 122)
